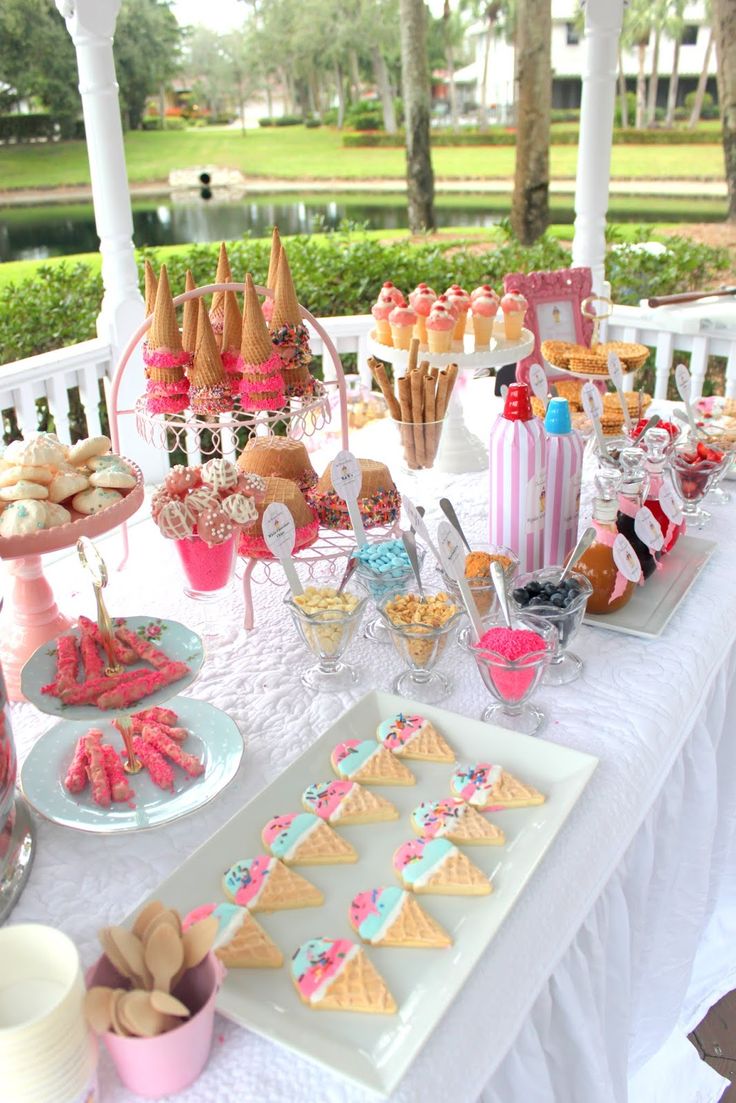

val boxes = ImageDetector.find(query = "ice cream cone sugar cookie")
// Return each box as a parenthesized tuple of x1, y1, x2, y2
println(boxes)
(262, 812, 357, 865)
(450, 762, 545, 810)
(410, 799, 505, 846)
(349, 887, 451, 948)
(376, 712, 455, 762)
(223, 855, 323, 911)
(393, 837, 491, 895)
(302, 779, 399, 824)
(331, 739, 416, 786)
(291, 937, 396, 1013)
(143, 264, 189, 414)
(182, 903, 283, 968)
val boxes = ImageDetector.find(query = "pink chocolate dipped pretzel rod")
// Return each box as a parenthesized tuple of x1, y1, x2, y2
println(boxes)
(85, 730, 111, 807)
(115, 628, 173, 670)
(127, 716, 188, 742)
(78, 616, 137, 665)
(140, 723, 204, 777)
(133, 706, 179, 726)
(59, 668, 137, 706)
(42, 634, 80, 697)
(101, 744, 134, 802)
(64, 735, 89, 793)
(96, 661, 190, 710)
(131, 736, 175, 791)
(78, 617, 105, 679)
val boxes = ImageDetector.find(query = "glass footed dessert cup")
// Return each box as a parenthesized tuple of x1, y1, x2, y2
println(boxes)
(438, 542, 520, 620)
(377, 594, 462, 704)
(284, 592, 368, 692)
(669, 442, 727, 529)
(699, 426, 736, 506)
(390, 417, 447, 480)
(354, 542, 427, 643)
(459, 612, 557, 736)
(509, 568, 593, 686)
(174, 532, 240, 648)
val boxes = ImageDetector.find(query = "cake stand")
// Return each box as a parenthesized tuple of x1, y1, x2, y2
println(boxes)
(0, 466, 144, 701)
(367, 328, 535, 474)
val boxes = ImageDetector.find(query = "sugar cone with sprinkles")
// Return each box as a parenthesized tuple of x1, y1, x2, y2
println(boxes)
(240, 273, 286, 411)
(269, 249, 315, 399)
(143, 264, 189, 414)
(189, 299, 232, 415)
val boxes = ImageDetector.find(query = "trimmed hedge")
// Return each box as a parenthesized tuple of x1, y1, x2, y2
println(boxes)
(343, 124, 722, 148)
(0, 113, 57, 142)
(258, 115, 305, 127)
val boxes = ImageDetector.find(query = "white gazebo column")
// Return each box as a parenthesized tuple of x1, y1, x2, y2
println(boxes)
(572, 0, 625, 294)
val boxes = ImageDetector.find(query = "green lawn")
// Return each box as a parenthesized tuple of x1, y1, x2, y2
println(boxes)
(0, 127, 726, 190)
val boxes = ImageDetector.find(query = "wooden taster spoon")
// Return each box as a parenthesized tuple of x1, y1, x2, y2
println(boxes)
(150, 990, 190, 1018)
(132, 900, 166, 941)
(118, 989, 171, 1037)
(145, 924, 183, 995)
(98, 927, 138, 985)
(109, 926, 149, 989)
(84, 986, 115, 1034)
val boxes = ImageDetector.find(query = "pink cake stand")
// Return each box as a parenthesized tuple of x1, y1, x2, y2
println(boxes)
(0, 466, 144, 701)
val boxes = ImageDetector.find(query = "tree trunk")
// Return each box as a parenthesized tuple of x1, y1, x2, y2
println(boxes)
(511, 0, 551, 244)
(636, 41, 647, 129)
(266, 83, 273, 119)
(646, 27, 660, 126)
(688, 28, 714, 127)
(372, 46, 397, 133)
(665, 38, 680, 128)
(158, 83, 166, 129)
(348, 49, 361, 104)
(713, 0, 736, 219)
(443, 0, 458, 131)
(618, 45, 628, 128)
(399, 0, 435, 232)
(478, 20, 494, 130)
(335, 62, 346, 128)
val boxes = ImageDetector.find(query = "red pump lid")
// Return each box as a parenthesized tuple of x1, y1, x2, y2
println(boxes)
(502, 382, 533, 422)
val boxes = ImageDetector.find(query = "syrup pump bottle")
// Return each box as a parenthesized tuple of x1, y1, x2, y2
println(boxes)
(616, 448, 657, 581)
(576, 470, 641, 614)
(642, 427, 686, 554)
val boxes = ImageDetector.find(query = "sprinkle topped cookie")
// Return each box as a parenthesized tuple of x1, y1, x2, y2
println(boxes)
(261, 811, 357, 865)
(223, 855, 323, 911)
(302, 780, 399, 824)
(331, 739, 415, 786)
(393, 837, 491, 895)
(182, 902, 283, 968)
(376, 713, 455, 762)
(349, 886, 451, 948)
(410, 799, 505, 845)
(291, 937, 396, 1013)
(450, 762, 545, 810)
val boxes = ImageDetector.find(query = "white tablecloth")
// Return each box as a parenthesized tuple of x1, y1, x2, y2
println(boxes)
(7, 410, 736, 1103)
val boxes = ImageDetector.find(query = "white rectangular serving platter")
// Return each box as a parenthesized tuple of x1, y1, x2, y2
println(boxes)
(140, 690, 598, 1097)
(584, 534, 716, 639)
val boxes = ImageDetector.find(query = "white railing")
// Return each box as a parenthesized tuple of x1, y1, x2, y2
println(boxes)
(2, 308, 736, 482)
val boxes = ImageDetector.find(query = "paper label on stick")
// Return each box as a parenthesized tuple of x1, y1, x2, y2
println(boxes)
(528, 363, 548, 404)
(634, 506, 664, 552)
(262, 502, 296, 559)
(675, 363, 691, 403)
(437, 520, 465, 581)
(607, 352, 624, 391)
(330, 450, 362, 502)
(613, 533, 642, 582)
(659, 481, 684, 524)
(581, 382, 603, 421)
(403, 497, 428, 540)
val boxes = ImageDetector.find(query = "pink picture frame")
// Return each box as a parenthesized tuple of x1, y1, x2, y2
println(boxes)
(503, 266, 594, 387)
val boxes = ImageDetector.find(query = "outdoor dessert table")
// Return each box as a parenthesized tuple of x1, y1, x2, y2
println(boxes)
(7, 422, 736, 1103)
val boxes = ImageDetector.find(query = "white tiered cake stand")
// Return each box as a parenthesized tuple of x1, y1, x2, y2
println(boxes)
(367, 327, 535, 473)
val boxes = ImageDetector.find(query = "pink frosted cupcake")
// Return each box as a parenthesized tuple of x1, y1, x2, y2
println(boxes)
(389, 304, 418, 350)
(371, 297, 394, 345)
(445, 285, 471, 343)
(379, 281, 406, 307)
(500, 291, 528, 341)
(426, 301, 455, 353)
(408, 283, 437, 347)
(471, 291, 500, 349)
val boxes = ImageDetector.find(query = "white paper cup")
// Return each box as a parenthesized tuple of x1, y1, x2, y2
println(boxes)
(0, 924, 97, 1103)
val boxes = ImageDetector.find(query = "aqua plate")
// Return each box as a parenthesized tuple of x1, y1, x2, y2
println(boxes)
(20, 696, 243, 833)
(21, 616, 204, 721)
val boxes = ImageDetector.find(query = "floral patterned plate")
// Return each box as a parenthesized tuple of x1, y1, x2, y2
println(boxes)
(20, 616, 204, 721)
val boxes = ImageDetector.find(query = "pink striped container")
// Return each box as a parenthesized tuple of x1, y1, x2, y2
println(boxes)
(543, 398, 584, 566)
(488, 383, 547, 573)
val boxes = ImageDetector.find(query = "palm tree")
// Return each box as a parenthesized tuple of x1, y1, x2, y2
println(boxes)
(689, 0, 715, 128)
(664, 0, 687, 128)
(622, 0, 654, 130)
(399, 0, 435, 230)
(511, 0, 550, 243)
(712, 0, 735, 219)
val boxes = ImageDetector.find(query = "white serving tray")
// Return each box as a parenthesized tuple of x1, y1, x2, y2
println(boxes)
(139, 691, 597, 1097)
(584, 534, 715, 639)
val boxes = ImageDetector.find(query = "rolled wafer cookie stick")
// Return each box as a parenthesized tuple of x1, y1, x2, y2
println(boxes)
(397, 374, 417, 469)
(424, 373, 438, 465)
(368, 357, 401, 420)
(410, 369, 426, 467)
(418, 359, 430, 379)
(444, 363, 459, 412)
(407, 338, 420, 376)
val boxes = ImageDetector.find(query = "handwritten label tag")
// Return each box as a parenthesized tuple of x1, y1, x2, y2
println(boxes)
(675, 363, 692, 404)
(634, 506, 664, 552)
(437, 520, 464, 581)
(607, 351, 624, 392)
(528, 363, 548, 406)
(330, 449, 367, 546)
(402, 496, 440, 564)
(262, 502, 303, 595)
(659, 481, 684, 524)
(613, 533, 642, 583)
(581, 382, 603, 421)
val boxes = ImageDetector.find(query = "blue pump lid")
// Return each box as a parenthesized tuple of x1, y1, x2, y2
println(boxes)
(544, 397, 572, 435)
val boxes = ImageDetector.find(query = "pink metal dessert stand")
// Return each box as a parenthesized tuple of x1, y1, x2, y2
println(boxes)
(0, 467, 144, 701)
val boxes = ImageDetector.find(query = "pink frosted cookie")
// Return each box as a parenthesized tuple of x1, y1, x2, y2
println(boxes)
(330, 739, 415, 786)
(410, 799, 505, 845)
(302, 779, 399, 824)
(291, 936, 396, 1013)
(393, 837, 491, 895)
(262, 811, 357, 864)
(222, 855, 323, 911)
(450, 762, 545, 810)
(376, 713, 455, 762)
(182, 902, 283, 968)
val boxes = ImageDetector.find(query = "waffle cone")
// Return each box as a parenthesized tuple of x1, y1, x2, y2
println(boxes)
(446, 805, 505, 845)
(415, 850, 491, 895)
(149, 265, 182, 352)
(209, 241, 233, 324)
(390, 723, 455, 763)
(480, 770, 545, 809)
(289, 821, 357, 865)
(182, 269, 198, 355)
(253, 477, 315, 533)
(216, 912, 283, 968)
(266, 226, 282, 292)
(379, 895, 451, 948)
(340, 746, 415, 787)
(221, 290, 242, 353)
(253, 859, 323, 912)
(191, 300, 227, 386)
(310, 950, 396, 1014)
(143, 259, 158, 317)
(271, 250, 301, 330)
(242, 273, 277, 363)
(338, 784, 399, 824)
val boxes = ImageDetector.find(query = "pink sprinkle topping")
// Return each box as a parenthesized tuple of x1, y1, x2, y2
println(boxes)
(476, 626, 546, 660)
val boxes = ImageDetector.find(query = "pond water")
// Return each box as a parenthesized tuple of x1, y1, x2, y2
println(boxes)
(0, 192, 727, 263)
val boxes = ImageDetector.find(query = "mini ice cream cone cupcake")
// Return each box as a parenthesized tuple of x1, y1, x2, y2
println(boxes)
(445, 284, 471, 343)
(471, 290, 500, 350)
(181, 269, 198, 357)
(408, 283, 436, 347)
(426, 300, 455, 354)
(270, 250, 315, 397)
(471, 283, 497, 302)
(143, 259, 158, 317)
(380, 281, 406, 307)
(371, 297, 393, 345)
(143, 264, 190, 414)
(189, 299, 232, 415)
(240, 272, 286, 411)
(501, 290, 528, 341)
(220, 289, 243, 394)
(262, 226, 282, 324)
(389, 304, 417, 351)
(209, 241, 233, 343)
